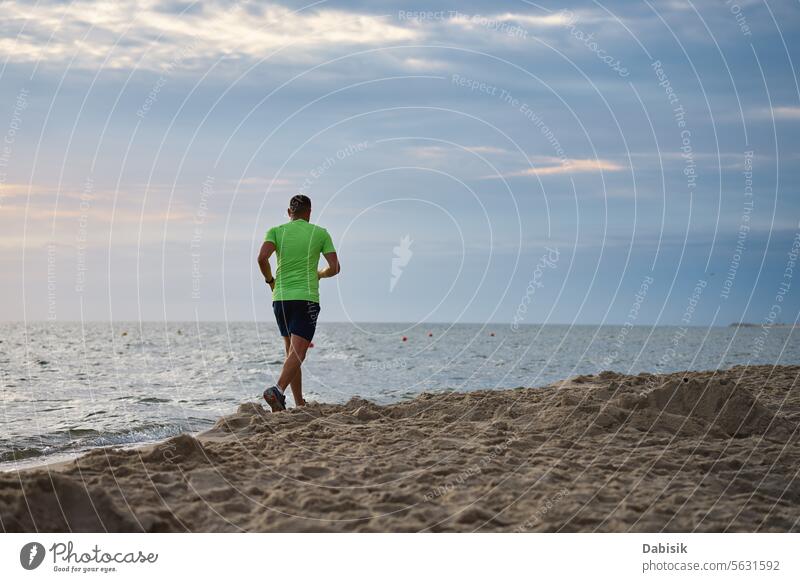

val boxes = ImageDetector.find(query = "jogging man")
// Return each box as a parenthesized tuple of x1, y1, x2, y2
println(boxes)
(257, 194, 340, 411)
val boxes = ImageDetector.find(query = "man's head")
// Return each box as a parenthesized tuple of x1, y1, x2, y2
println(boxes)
(288, 194, 311, 221)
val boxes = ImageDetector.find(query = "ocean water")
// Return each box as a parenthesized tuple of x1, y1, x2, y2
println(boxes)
(1, 321, 797, 469)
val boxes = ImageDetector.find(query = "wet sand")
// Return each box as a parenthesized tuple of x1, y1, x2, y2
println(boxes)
(1, 365, 798, 532)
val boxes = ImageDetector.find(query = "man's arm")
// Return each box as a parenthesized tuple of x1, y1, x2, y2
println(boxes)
(318, 251, 340, 279)
(258, 241, 276, 288)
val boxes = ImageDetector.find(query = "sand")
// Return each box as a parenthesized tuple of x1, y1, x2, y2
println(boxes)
(1, 365, 798, 532)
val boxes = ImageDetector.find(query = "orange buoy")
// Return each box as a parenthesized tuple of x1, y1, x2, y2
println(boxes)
(402, 336, 408, 342)
(427, 332, 433, 337)
(489, 332, 495, 337)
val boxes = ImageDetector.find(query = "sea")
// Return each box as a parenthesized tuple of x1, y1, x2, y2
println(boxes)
(1, 321, 797, 470)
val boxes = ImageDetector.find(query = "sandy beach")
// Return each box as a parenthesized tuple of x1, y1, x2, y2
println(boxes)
(1, 365, 798, 532)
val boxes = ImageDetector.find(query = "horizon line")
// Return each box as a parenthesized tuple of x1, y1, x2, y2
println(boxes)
(0, 320, 782, 328)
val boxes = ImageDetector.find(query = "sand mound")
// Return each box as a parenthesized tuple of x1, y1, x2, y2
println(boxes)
(141, 434, 211, 465)
(632, 377, 792, 439)
(1, 365, 798, 532)
(0, 472, 138, 532)
(542, 372, 794, 441)
(205, 404, 272, 437)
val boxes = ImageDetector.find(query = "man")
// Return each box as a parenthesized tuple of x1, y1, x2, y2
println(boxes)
(257, 194, 340, 412)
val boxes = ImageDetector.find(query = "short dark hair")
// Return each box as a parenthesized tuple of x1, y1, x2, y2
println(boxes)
(289, 194, 311, 215)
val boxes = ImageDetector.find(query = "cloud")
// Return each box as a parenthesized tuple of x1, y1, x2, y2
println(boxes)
(0, 203, 194, 223)
(406, 145, 453, 159)
(750, 106, 800, 121)
(448, 11, 573, 30)
(0, 0, 420, 71)
(0, 2, 622, 72)
(485, 157, 624, 177)
(0, 183, 35, 199)
(464, 146, 511, 155)
(401, 147, 623, 176)
(771, 107, 800, 120)
(399, 57, 450, 71)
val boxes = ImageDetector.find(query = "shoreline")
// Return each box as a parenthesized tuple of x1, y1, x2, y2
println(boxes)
(1, 365, 798, 532)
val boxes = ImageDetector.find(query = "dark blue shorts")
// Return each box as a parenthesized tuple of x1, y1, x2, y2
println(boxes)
(273, 300, 320, 341)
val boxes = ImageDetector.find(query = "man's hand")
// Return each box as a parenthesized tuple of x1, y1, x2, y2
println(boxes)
(258, 241, 276, 286)
(318, 252, 340, 280)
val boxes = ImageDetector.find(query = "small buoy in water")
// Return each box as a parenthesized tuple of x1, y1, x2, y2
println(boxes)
(402, 336, 408, 342)
(489, 332, 495, 337)
(177, 330, 182, 335)
(309, 342, 314, 348)
(121, 331, 127, 336)
(428, 332, 433, 337)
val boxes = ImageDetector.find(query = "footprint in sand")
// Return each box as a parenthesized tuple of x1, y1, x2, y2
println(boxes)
(299, 465, 330, 480)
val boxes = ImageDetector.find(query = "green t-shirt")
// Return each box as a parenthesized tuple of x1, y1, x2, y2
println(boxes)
(265, 219, 336, 303)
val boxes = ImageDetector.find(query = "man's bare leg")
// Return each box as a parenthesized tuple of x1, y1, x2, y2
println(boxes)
(277, 334, 310, 403)
(282, 335, 306, 406)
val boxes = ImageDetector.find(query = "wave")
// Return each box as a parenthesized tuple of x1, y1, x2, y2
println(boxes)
(0, 422, 212, 468)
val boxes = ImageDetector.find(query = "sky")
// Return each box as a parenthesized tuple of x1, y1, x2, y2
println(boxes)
(1, 0, 799, 326)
